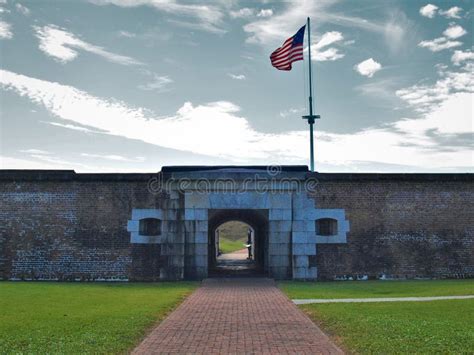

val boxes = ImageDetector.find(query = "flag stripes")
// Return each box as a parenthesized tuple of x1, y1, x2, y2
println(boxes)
(270, 25, 305, 71)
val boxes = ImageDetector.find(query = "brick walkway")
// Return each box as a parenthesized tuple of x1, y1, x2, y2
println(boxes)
(133, 278, 343, 354)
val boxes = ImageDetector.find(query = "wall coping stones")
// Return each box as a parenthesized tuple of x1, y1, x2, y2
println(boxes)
(1, 168, 471, 182)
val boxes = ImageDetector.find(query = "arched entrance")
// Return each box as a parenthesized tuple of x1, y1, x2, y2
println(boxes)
(208, 209, 268, 276)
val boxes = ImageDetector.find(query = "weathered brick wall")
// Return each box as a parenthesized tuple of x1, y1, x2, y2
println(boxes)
(0, 172, 167, 281)
(311, 176, 474, 280)
(1, 171, 473, 281)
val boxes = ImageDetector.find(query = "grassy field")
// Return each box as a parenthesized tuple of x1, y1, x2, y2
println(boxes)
(218, 220, 249, 254)
(302, 299, 474, 353)
(280, 280, 474, 353)
(219, 237, 247, 254)
(280, 279, 474, 299)
(0, 282, 197, 354)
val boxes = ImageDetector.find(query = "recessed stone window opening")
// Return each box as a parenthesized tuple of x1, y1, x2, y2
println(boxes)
(139, 218, 162, 236)
(316, 218, 338, 236)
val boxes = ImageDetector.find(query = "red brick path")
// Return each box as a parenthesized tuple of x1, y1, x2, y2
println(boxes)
(133, 278, 343, 354)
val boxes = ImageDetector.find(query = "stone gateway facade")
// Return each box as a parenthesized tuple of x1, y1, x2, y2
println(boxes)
(0, 166, 473, 281)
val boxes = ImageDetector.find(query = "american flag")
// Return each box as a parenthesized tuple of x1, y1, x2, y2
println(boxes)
(270, 25, 306, 71)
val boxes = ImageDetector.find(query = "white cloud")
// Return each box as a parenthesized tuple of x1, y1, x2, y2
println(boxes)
(418, 37, 462, 52)
(354, 58, 382, 78)
(0, 20, 12, 39)
(44, 121, 104, 133)
(355, 78, 404, 105)
(0, 0, 8, 13)
(228, 73, 246, 80)
(394, 92, 472, 136)
(33, 25, 143, 65)
(0, 156, 77, 170)
(118, 30, 136, 38)
(314, 48, 344, 61)
(280, 107, 305, 118)
(19, 149, 51, 155)
(230, 8, 272, 19)
(384, 9, 413, 53)
(230, 7, 254, 18)
(396, 62, 473, 113)
(443, 24, 466, 39)
(242, 0, 410, 57)
(314, 31, 343, 49)
(419, 4, 438, 18)
(81, 153, 145, 162)
(310, 31, 345, 61)
(1, 69, 472, 170)
(439, 6, 462, 19)
(90, 0, 225, 34)
(1, 155, 143, 172)
(257, 9, 273, 18)
(138, 74, 173, 92)
(14, 150, 96, 170)
(243, 0, 328, 45)
(15, 3, 30, 15)
(451, 50, 474, 66)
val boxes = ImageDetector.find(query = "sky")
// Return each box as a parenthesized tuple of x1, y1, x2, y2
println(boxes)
(0, 0, 472, 173)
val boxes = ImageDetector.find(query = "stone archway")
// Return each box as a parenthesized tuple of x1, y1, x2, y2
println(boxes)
(207, 209, 269, 276)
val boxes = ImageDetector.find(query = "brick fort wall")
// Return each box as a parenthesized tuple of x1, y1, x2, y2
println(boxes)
(0, 170, 472, 281)
(311, 174, 474, 280)
(0, 171, 169, 281)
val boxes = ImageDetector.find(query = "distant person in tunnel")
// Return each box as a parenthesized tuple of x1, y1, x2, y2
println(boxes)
(246, 228, 252, 260)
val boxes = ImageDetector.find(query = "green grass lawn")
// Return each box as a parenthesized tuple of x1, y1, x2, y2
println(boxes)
(219, 237, 247, 254)
(280, 279, 474, 299)
(280, 280, 474, 354)
(301, 299, 474, 354)
(0, 281, 197, 354)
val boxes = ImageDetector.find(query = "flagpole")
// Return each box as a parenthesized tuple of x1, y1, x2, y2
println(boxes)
(302, 17, 320, 172)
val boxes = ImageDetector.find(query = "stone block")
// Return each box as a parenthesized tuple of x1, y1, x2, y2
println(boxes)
(269, 266, 290, 279)
(184, 208, 207, 220)
(184, 220, 208, 232)
(163, 220, 179, 233)
(293, 194, 315, 209)
(195, 266, 208, 279)
(184, 192, 210, 209)
(130, 232, 161, 244)
(195, 232, 208, 243)
(292, 231, 313, 244)
(293, 208, 317, 221)
(268, 193, 292, 208)
(269, 243, 290, 256)
(168, 255, 184, 267)
(164, 199, 181, 210)
(269, 221, 292, 232)
(307, 267, 317, 279)
(293, 267, 307, 279)
(169, 190, 180, 200)
(194, 243, 208, 256)
(292, 220, 315, 232)
(269, 255, 290, 267)
(269, 231, 291, 243)
(293, 255, 309, 267)
(185, 232, 195, 244)
(315, 235, 347, 244)
(132, 208, 163, 220)
(209, 192, 269, 209)
(293, 243, 316, 255)
(269, 208, 292, 220)
(161, 243, 185, 255)
(127, 220, 139, 232)
(164, 231, 184, 243)
(194, 255, 207, 267)
(165, 209, 178, 220)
